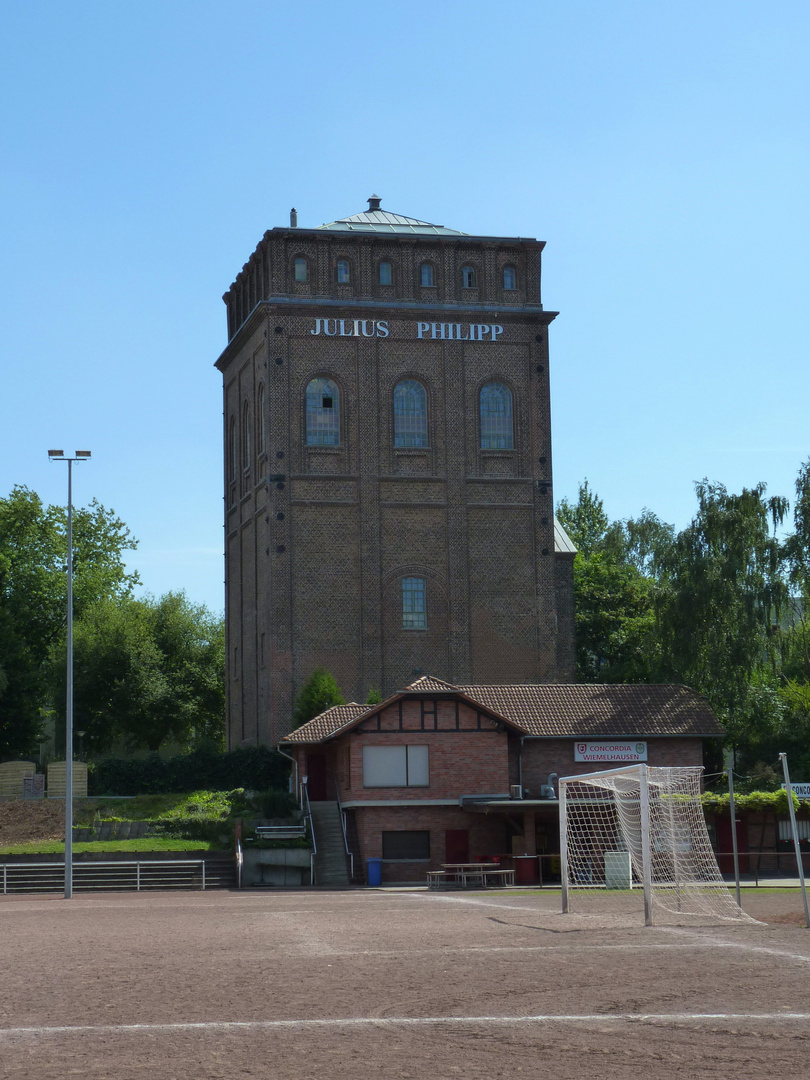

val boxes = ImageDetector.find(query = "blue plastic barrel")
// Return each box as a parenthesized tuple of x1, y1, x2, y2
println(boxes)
(367, 858, 383, 886)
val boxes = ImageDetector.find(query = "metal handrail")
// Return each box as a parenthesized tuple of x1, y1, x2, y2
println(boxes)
(236, 837, 243, 890)
(0, 858, 210, 893)
(302, 782, 316, 886)
(334, 786, 354, 882)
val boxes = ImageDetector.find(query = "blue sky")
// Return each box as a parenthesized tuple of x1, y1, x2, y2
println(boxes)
(1, 1, 807, 614)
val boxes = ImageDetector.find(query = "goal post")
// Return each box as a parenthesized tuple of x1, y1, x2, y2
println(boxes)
(559, 764, 752, 925)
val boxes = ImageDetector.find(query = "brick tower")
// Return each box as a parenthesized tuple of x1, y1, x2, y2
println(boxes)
(215, 197, 575, 747)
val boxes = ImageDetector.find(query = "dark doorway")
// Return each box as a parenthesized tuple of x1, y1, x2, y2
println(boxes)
(445, 829, 469, 863)
(716, 815, 749, 873)
(305, 753, 328, 801)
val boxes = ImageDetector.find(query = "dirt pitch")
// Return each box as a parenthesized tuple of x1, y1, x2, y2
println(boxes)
(1, 887, 809, 1079)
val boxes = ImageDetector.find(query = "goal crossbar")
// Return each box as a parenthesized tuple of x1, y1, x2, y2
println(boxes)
(559, 764, 752, 926)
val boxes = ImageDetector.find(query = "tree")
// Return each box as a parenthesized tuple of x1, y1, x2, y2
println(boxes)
(557, 482, 664, 682)
(292, 669, 345, 729)
(0, 486, 138, 758)
(655, 480, 788, 734)
(51, 592, 225, 755)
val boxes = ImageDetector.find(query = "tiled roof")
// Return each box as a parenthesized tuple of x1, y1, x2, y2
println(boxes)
(400, 675, 460, 693)
(279, 680, 723, 744)
(455, 683, 723, 738)
(282, 703, 370, 743)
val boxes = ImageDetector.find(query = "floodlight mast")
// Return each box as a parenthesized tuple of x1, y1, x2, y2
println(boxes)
(48, 450, 91, 899)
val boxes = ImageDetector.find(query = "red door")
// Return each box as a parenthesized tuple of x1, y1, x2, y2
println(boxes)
(445, 829, 469, 863)
(306, 754, 328, 801)
(716, 815, 748, 873)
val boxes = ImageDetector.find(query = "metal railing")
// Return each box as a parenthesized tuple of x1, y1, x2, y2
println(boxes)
(1, 858, 210, 893)
(334, 786, 354, 882)
(235, 838, 243, 890)
(302, 782, 316, 886)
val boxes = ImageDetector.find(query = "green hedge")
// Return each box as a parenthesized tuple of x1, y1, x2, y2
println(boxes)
(88, 746, 290, 796)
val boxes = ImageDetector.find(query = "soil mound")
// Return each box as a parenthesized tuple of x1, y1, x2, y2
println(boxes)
(0, 800, 66, 845)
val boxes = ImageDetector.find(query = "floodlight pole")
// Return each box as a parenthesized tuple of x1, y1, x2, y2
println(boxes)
(48, 450, 91, 899)
(779, 754, 810, 929)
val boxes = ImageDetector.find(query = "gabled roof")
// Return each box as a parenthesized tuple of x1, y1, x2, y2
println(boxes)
(318, 195, 467, 236)
(554, 517, 577, 554)
(280, 678, 723, 744)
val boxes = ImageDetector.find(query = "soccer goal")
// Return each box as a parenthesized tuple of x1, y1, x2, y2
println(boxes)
(559, 764, 751, 925)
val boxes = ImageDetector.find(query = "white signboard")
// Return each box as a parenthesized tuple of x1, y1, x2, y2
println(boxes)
(574, 741, 648, 763)
(782, 783, 810, 799)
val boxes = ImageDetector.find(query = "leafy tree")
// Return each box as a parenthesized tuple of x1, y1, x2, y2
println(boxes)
(292, 668, 345, 729)
(0, 486, 138, 758)
(655, 480, 788, 733)
(365, 687, 383, 705)
(51, 592, 225, 755)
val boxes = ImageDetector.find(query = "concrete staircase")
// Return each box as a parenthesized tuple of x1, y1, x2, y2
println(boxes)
(309, 801, 351, 886)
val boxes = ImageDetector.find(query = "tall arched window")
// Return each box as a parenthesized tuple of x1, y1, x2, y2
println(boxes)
(336, 259, 350, 283)
(305, 378, 340, 446)
(242, 401, 251, 470)
(420, 262, 434, 287)
(480, 383, 514, 449)
(402, 577, 427, 629)
(228, 417, 237, 484)
(393, 380, 428, 448)
(503, 266, 517, 290)
(256, 384, 266, 457)
(461, 265, 477, 289)
(294, 257, 308, 283)
(379, 261, 392, 285)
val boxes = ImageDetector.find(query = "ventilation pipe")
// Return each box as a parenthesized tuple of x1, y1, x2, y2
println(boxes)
(290, 208, 298, 228)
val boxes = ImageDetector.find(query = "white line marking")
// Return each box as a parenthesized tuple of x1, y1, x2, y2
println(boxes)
(2, 1013, 809, 1038)
(662, 926, 810, 964)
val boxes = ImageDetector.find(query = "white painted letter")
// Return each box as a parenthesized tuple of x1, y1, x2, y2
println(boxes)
(376, 321, 389, 338)
(417, 322, 429, 339)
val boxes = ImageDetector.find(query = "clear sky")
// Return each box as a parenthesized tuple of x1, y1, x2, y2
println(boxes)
(1, 1, 807, 614)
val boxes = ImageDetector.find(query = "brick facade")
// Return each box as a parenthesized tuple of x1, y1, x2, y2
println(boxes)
(215, 200, 576, 748)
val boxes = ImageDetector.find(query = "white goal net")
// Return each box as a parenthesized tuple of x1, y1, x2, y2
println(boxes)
(560, 765, 752, 925)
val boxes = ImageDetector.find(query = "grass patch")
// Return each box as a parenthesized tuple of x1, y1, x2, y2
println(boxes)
(74, 790, 249, 824)
(0, 838, 222, 855)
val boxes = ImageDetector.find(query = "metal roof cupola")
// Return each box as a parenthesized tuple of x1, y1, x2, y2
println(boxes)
(318, 195, 468, 236)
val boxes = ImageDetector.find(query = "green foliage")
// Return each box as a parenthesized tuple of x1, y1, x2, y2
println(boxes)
(258, 789, 297, 818)
(701, 789, 802, 815)
(365, 687, 383, 705)
(88, 745, 289, 796)
(292, 668, 345, 729)
(0, 486, 138, 757)
(0, 838, 221, 855)
(50, 591, 225, 755)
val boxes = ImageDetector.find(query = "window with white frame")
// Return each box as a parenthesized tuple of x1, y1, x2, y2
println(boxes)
(305, 378, 340, 446)
(402, 576, 426, 628)
(461, 265, 476, 288)
(778, 819, 810, 842)
(294, 257, 308, 283)
(363, 745, 429, 787)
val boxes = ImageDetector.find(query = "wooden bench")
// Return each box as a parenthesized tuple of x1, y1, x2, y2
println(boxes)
(482, 869, 515, 887)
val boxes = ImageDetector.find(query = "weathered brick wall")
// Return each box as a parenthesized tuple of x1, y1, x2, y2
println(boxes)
(217, 223, 574, 747)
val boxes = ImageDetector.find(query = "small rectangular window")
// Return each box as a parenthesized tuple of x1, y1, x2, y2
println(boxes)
(382, 831, 430, 860)
(402, 577, 427, 629)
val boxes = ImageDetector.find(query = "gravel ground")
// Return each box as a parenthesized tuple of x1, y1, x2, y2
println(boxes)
(1, 887, 809, 1079)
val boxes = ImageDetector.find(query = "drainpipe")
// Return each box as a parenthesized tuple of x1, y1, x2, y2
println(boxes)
(519, 736, 525, 797)
(276, 744, 300, 806)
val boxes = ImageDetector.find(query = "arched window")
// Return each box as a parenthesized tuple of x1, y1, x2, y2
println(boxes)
(379, 261, 392, 285)
(480, 383, 514, 449)
(420, 262, 434, 287)
(242, 401, 251, 470)
(336, 259, 350, 283)
(228, 417, 237, 484)
(393, 380, 428, 448)
(256, 384, 266, 457)
(294, 257, 308, 283)
(305, 378, 340, 446)
(461, 265, 476, 289)
(503, 266, 517, 290)
(402, 577, 427, 629)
